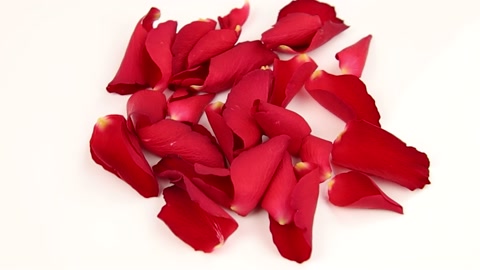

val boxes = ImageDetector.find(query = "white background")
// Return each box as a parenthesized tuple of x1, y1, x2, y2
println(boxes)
(1, 0, 479, 269)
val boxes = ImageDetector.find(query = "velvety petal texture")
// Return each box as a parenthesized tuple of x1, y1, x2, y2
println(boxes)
(126, 90, 167, 131)
(218, 0, 250, 30)
(90, 115, 158, 198)
(336, 35, 372, 77)
(306, 70, 381, 126)
(331, 120, 430, 190)
(328, 171, 403, 214)
(299, 135, 332, 180)
(205, 102, 235, 163)
(168, 92, 215, 123)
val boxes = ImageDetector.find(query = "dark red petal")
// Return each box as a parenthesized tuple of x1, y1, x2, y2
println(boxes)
(269, 217, 310, 264)
(172, 19, 216, 74)
(126, 90, 167, 131)
(137, 119, 225, 167)
(336, 35, 372, 77)
(331, 120, 430, 190)
(253, 100, 311, 155)
(328, 171, 403, 214)
(205, 102, 235, 163)
(278, 0, 342, 23)
(298, 135, 332, 180)
(218, 0, 250, 30)
(106, 8, 160, 95)
(192, 41, 277, 93)
(261, 13, 322, 51)
(168, 93, 215, 124)
(230, 135, 290, 216)
(303, 20, 349, 52)
(145, 20, 177, 91)
(153, 155, 196, 182)
(262, 152, 296, 224)
(169, 64, 209, 90)
(305, 70, 381, 126)
(89, 115, 158, 198)
(158, 179, 238, 252)
(187, 28, 240, 69)
(270, 54, 318, 107)
(170, 88, 191, 100)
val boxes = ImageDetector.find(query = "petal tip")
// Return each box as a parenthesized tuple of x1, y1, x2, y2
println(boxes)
(96, 116, 110, 130)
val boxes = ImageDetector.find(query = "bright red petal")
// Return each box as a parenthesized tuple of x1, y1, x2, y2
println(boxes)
(304, 20, 349, 52)
(270, 54, 318, 107)
(205, 102, 235, 163)
(89, 115, 158, 198)
(106, 8, 160, 95)
(298, 135, 332, 180)
(169, 64, 209, 90)
(331, 120, 430, 190)
(328, 171, 403, 214)
(293, 161, 318, 180)
(230, 135, 290, 216)
(305, 70, 381, 126)
(218, 0, 250, 30)
(278, 0, 342, 23)
(145, 20, 177, 91)
(158, 178, 238, 252)
(168, 93, 215, 124)
(126, 90, 167, 131)
(253, 100, 311, 155)
(137, 119, 225, 167)
(336, 35, 372, 77)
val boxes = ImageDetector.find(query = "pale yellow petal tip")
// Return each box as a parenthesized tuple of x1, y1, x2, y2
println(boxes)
(169, 114, 179, 121)
(327, 180, 335, 191)
(213, 242, 224, 250)
(310, 70, 323, 80)
(324, 171, 333, 180)
(334, 129, 346, 143)
(277, 45, 293, 52)
(278, 218, 287, 226)
(261, 65, 271, 70)
(198, 18, 210, 22)
(230, 205, 238, 212)
(190, 85, 203, 91)
(209, 101, 224, 110)
(340, 67, 349, 74)
(297, 53, 311, 62)
(294, 162, 310, 171)
(96, 116, 110, 130)
(235, 25, 242, 33)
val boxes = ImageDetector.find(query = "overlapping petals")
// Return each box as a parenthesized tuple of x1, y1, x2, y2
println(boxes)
(218, 0, 250, 30)
(331, 120, 430, 190)
(205, 102, 235, 162)
(298, 135, 332, 180)
(328, 171, 403, 214)
(126, 90, 167, 131)
(336, 35, 372, 77)
(168, 92, 215, 123)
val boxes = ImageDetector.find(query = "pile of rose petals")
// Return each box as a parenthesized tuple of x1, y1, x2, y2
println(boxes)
(90, 0, 430, 263)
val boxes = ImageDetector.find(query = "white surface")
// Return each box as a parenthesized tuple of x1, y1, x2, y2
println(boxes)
(1, 0, 479, 269)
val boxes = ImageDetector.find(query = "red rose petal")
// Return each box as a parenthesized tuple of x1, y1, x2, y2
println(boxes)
(293, 161, 318, 179)
(336, 35, 373, 77)
(218, 0, 250, 30)
(192, 41, 277, 93)
(270, 54, 318, 107)
(168, 92, 215, 124)
(302, 20, 349, 52)
(169, 64, 209, 90)
(331, 120, 430, 190)
(89, 115, 158, 198)
(172, 19, 217, 74)
(230, 135, 290, 216)
(328, 171, 403, 214)
(106, 8, 160, 95)
(298, 135, 332, 180)
(278, 0, 342, 23)
(253, 100, 311, 155)
(126, 90, 167, 131)
(205, 102, 235, 163)
(305, 70, 381, 126)
(158, 178, 238, 252)
(145, 20, 177, 91)
(137, 119, 225, 167)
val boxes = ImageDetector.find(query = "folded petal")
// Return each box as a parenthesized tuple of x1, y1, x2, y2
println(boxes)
(158, 178, 238, 252)
(218, 0, 250, 30)
(278, 0, 342, 23)
(270, 54, 318, 107)
(328, 171, 403, 214)
(302, 20, 348, 52)
(145, 20, 177, 91)
(253, 100, 311, 155)
(336, 35, 372, 77)
(305, 70, 381, 126)
(169, 64, 209, 90)
(126, 90, 167, 131)
(230, 135, 290, 216)
(89, 115, 158, 198)
(168, 92, 215, 123)
(293, 161, 317, 180)
(331, 120, 430, 190)
(137, 119, 225, 167)
(172, 19, 217, 74)
(205, 102, 235, 163)
(192, 41, 277, 93)
(298, 135, 332, 180)
(106, 8, 160, 95)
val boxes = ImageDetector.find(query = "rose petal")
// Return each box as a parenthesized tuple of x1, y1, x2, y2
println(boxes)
(253, 100, 311, 155)
(331, 120, 430, 190)
(298, 135, 332, 180)
(305, 70, 381, 126)
(169, 64, 209, 90)
(328, 171, 403, 214)
(137, 119, 225, 167)
(270, 54, 318, 107)
(126, 90, 167, 131)
(168, 92, 215, 123)
(218, 0, 250, 30)
(205, 102, 235, 163)
(145, 20, 177, 91)
(278, 0, 342, 23)
(293, 161, 318, 179)
(106, 8, 160, 95)
(302, 20, 349, 52)
(336, 35, 373, 77)
(158, 178, 238, 252)
(89, 115, 158, 198)
(192, 41, 277, 93)
(230, 135, 290, 216)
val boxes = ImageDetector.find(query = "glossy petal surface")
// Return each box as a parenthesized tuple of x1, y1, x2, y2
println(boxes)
(205, 102, 235, 163)
(298, 135, 332, 180)
(188, 28, 239, 69)
(278, 0, 342, 23)
(168, 93, 215, 123)
(336, 35, 372, 77)
(218, 1, 250, 30)
(126, 90, 167, 131)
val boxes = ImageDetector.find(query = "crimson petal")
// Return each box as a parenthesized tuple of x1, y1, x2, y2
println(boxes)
(169, 64, 209, 90)
(106, 8, 160, 95)
(230, 135, 290, 216)
(168, 92, 215, 124)
(278, 0, 342, 23)
(305, 70, 381, 126)
(336, 35, 372, 77)
(218, 0, 250, 30)
(331, 120, 430, 190)
(328, 171, 403, 214)
(137, 119, 225, 167)
(298, 135, 332, 180)
(89, 115, 158, 198)
(205, 102, 235, 163)
(126, 90, 167, 131)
